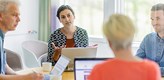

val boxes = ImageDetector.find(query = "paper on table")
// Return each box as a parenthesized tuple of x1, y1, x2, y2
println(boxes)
(50, 55, 70, 76)
(44, 74, 62, 80)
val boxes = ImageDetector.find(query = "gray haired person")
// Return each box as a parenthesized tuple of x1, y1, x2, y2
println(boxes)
(0, 0, 43, 80)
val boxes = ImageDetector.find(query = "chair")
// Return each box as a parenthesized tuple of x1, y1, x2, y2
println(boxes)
(22, 40, 48, 68)
(38, 53, 48, 66)
(5, 48, 23, 71)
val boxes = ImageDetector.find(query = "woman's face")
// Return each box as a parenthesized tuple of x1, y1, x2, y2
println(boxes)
(59, 9, 75, 27)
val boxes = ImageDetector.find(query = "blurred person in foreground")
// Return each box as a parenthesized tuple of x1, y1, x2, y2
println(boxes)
(136, 3, 164, 76)
(88, 14, 161, 80)
(0, 0, 43, 80)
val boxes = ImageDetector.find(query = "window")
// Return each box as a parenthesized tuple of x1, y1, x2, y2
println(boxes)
(123, 0, 164, 42)
(59, 0, 164, 42)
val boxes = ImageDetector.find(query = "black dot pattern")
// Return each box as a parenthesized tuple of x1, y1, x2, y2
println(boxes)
(47, 26, 89, 65)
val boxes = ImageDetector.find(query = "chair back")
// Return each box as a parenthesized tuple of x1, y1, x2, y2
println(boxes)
(22, 47, 40, 68)
(5, 48, 23, 71)
(38, 53, 48, 66)
(22, 40, 48, 68)
(22, 40, 48, 58)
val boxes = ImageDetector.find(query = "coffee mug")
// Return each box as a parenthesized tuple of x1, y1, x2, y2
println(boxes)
(42, 62, 52, 72)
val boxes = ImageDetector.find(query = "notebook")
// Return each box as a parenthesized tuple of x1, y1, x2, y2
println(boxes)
(50, 55, 70, 76)
(43, 55, 70, 80)
(61, 47, 97, 71)
(74, 58, 109, 80)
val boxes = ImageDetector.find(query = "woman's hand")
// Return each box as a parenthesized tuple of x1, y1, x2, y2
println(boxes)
(51, 42, 65, 61)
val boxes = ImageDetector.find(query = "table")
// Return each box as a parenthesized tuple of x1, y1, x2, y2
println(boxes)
(62, 72, 164, 80)
(62, 72, 74, 80)
(16, 67, 164, 80)
(16, 67, 74, 80)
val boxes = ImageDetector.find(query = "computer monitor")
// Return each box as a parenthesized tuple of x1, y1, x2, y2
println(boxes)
(74, 58, 109, 80)
(61, 47, 97, 71)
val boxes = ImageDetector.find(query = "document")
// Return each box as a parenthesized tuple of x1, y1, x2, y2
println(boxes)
(50, 55, 70, 76)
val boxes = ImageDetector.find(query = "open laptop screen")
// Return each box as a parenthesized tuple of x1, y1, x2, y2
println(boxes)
(74, 58, 109, 80)
(61, 47, 97, 71)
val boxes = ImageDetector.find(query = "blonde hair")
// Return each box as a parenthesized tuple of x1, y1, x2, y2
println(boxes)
(103, 14, 136, 50)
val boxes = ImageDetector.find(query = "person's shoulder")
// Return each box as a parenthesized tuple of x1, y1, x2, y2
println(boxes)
(142, 59, 161, 77)
(135, 59, 160, 75)
(142, 32, 157, 41)
(52, 28, 62, 34)
(142, 59, 159, 68)
(145, 32, 156, 38)
(76, 26, 87, 32)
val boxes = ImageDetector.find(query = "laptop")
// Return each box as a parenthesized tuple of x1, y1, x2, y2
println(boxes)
(61, 47, 97, 71)
(74, 58, 109, 80)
